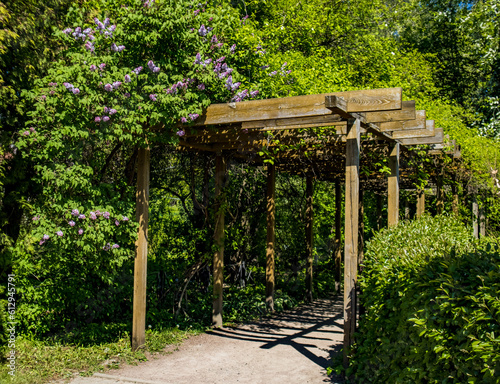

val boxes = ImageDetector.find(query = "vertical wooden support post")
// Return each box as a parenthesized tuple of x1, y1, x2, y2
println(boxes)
(334, 182, 342, 294)
(480, 205, 486, 238)
(416, 188, 425, 218)
(358, 188, 364, 268)
(404, 195, 410, 220)
(388, 143, 400, 227)
(451, 177, 459, 216)
(436, 178, 444, 215)
(473, 195, 479, 239)
(343, 118, 360, 369)
(132, 146, 150, 351)
(305, 175, 314, 302)
(213, 155, 226, 327)
(265, 163, 276, 312)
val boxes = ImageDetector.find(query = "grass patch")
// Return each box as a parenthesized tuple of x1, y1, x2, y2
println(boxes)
(0, 326, 199, 384)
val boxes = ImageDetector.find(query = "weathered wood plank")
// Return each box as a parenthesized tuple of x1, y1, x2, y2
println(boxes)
(399, 128, 444, 145)
(196, 88, 402, 126)
(305, 175, 314, 303)
(213, 155, 226, 327)
(364, 100, 416, 123)
(391, 120, 435, 139)
(343, 118, 360, 369)
(388, 143, 400, 227)
(378, 110, 426, 132)
(416, 188, 425, 218)
(132, 147, 150, 351)
(266, 164, 276, 312)
(334, 182, 342, 294)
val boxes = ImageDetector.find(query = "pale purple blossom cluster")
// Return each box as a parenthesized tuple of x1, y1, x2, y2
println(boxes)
(194, 52, 212, 67)
(143, 0, 155, 7)
(149, 94, 157, 101)
(63, 83, 80, 94)
(148, 60, 160, 73)
(165, 79, 193, 94)
(94, 17, 116, 38)
(225, 76, 241, 92)
(133, 66, 143, 75)
(111, 43, 126, 52)
(177, 130, 186, 137)
(214, 61, 233, 79)
(198, 24, 213, 37)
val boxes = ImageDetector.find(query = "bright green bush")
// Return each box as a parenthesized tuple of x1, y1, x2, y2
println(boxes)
(351, 215, 500, 383)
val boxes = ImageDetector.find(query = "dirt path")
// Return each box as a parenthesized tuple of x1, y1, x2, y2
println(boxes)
(69, 296, 344, 384)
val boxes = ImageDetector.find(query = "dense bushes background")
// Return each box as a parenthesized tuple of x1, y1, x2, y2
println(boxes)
(352, 215, 500, 383)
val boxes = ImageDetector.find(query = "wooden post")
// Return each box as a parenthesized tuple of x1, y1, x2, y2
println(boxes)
(388, 143, 400, 227)
(480, 205, 486, 238)
(416, 188, 425, 218)
(213, 155, 226, 327)
(473, 195, 479, 239)
(451, 176, 459, 216)
(334, 182, 342, 294)
(436, 178, 444, 215)
(132, 146, 150, 351)
(265, 163, 276, 311)
(305, 175, 314, 302)
(358, 188, 364, 268)
(343, 118, 360, 369)
(404, 195, 410, 220)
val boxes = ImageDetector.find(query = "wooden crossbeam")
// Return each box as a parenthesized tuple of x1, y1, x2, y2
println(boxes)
(391, 120, 435, 139)
(399, 128, 444, 145)
(364, 100, 416, 123)
(195, 88, 402, 126)
(378, 110, 426, 132)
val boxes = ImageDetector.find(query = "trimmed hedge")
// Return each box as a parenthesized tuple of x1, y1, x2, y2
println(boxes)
(351, 215, 500, 383)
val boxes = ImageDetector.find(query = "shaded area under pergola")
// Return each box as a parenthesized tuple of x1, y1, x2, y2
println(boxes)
(131, 87, 460, 368)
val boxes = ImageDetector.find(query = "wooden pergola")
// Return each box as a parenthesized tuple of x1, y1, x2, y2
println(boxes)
(131, 87, 458, 365)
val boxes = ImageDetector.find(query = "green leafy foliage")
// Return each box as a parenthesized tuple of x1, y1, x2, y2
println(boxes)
(351, 215, 500, 383)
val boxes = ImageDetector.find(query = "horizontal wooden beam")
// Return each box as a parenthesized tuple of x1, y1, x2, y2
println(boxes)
(391, 120, 435, 139)
(364, 100, 416, 123)
(399, 128, 444, 145)
(195, 88, 402, 126)
(378, 110, 426, 132)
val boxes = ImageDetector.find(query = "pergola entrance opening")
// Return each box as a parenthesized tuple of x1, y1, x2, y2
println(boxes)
(131, 87, 458, 366)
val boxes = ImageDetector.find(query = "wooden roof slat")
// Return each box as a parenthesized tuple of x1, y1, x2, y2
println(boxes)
(391, 120, 435, 139)
(379, 110, 426, 132)
(364, 100, 416, 123)
(195, 88, 402, 126)
(398, 128, 444, 145)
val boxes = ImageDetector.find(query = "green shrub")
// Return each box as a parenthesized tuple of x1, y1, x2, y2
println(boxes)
(351, 215, 500, 383)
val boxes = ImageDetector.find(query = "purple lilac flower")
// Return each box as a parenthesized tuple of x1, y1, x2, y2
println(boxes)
(148, 60, 155, 70)
(32, 215, 39, 221)
(113, 81, 122, 89)
(149, 94, 157, 101)
(104, 83, 113, 92)
(23, 131, 30, 136)
(95, 210, 102, 216)
(72, 88, 80, 94)
(90, 211, 97, 220)
(90, 64, 97, 71)
(225, 76, 240, 91)
(194, 9, 200, 16)
(30, 127, 36, 132)
(103, 116, 110, 122)
(78, 214, 86, 219)
(177, 130, 185, 136)
(124, 74, 131, 83)
(99, 63, 106, 71)
(250, 90, 259, 98)
(103, 211, 110, 219)
(133, 66, 143, 75)
(112, 244, 120, 249)
(230, 44, 236, 54)
(103, 18, 110, 28)
(211, 35, 218, 43)
(83, 27, 92, 34)
(43, 234, 50, 240)
(56, 230, 63, 237)
(260, 65, 270, 70)
(268, 71, 277, 76)
(198, 25, 208, 36)
(197, 83, 205, 90)
(216, 56, 226, 63)
(71, 209, 79, 216)
(124, 92, 130, 98)
(109, 108, 117, 115)
(189, 113, 199, 121)
(122, 216, 129, 221)
(104, 106, 109, 113)
(115, 220, 120, 226)
(95, 116, 101, 123)
(194, 53, 203, 65)
(103, 243, 111, 251)
(153, 66, 160, 73)
(204, 58, 212, 65)
(78, 228, 84, 235)
(181, 117, 188, 123)
(111, 43, 118, 51)
(62, 28, 73, 34)
(94, 17, 105, 30)
(69, 220, 76, 227)
(39, 240, 45, 245)
(108, 25, 116, 32)
(85, 41, 95, 52)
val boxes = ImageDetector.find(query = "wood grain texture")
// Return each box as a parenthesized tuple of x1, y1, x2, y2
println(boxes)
(305, 175, 314, 303)
(379, 110, 426, 132)
(416, 188, 425, 218)
(391, 120, 435, 139)
(364, 100, 416, 123)
(388, 143, 400, 227)
(132, 147, 150, 351)
(399, 128, 444, 145)
(265, 164, 276, 312)
(195, 88, 402, 126)
(343, 118, 360, 369)
(212, 155, 226, 327)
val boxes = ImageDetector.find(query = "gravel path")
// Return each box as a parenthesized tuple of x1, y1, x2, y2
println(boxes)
(69, 295, 344, 384)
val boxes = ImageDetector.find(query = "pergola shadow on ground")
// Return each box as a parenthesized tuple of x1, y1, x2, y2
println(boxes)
(131, 87, 461, 366)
